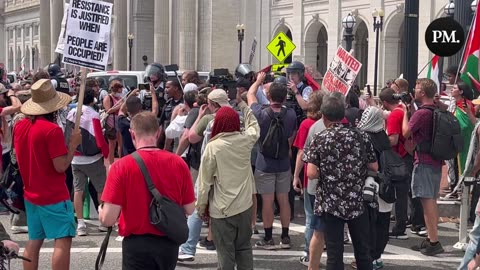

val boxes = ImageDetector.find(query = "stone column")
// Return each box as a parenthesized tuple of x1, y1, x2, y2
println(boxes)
(39, 0, 51, 67)
(21, 25, 25, 71)
(113, 0, 127, 70)
(12, 27, 16, 71)
(30, 24, 34, 70)
(291, 0, 303, 58)
(0, 17, 5, 64)
(178, 0, 195, 70)
(50, 0, 64, 63)
(154, 0, 169, 64)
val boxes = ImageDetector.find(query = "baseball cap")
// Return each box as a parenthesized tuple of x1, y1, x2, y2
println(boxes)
(208, 89, 231, 107)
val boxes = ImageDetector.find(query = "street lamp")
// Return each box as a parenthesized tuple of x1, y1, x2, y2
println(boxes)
(372, 8, 384, 96)
(444, 0, 455, 17)
(127, 34, 134, 71)
(236, 24, 245, 64)
(31, 48, 35, 71)
(342, 13, 356, 52)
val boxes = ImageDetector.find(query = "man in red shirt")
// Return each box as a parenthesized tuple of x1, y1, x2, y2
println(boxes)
(379, 87, 425, 240)
(14, 79, 81, 270)
(99, 111, 195, 270)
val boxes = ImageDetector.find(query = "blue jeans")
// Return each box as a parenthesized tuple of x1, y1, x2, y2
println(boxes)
(459, 215, 480, 270)
(180, 179, 203, 256)
(304, 192, 315, 255)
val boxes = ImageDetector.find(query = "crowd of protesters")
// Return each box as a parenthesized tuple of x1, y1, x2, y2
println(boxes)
(1, 60, 480, 270)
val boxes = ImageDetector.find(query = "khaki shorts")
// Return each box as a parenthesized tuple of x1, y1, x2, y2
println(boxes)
(254, 170, 291, 194)
(72, 158, 107, 193)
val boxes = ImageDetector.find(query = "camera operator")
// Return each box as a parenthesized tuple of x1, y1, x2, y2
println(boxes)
(379, 87, 425, 239)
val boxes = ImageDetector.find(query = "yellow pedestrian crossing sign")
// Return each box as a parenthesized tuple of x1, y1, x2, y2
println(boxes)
(267, 32, 296, 63)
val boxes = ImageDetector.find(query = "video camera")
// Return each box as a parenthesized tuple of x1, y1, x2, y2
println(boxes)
(392, 92, 412, 104)
(209, 69, 236, 90)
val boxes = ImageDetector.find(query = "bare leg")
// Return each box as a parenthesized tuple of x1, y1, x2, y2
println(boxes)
(107, 139, 116, 165)
(261, 194, 275, 230)
(52, 237, 72, 270)
(73, 191, 84, 220)
(308, 230, 325, 270)
(421, 198, 439, 242)
(276, 193, 291, 228)
(23, 239, 44, 270)
(252, 194, 257, 228)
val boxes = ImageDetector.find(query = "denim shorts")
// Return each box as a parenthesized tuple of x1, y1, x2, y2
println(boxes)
(25, 200, 76, 240)
(309, 214, 326, 232)
(411, 164, 442, 199)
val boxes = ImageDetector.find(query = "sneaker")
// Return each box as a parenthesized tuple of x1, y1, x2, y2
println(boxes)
(177, 251, 195, 262)
(299, 255, 309, 267)
(420, 241, 445, 256)
(98, 226, 109, 232)
(255, 238, 276, 250)
(280, 236, 291, 249)
(77, 225, 88, 236)
(389, 231, 409, 240)
(197, 237, 216, 251)
(373, 259, 384, 269)
(10, 226, 28, 234)
(411, 238, 430, 251)
(410, 225, 427, 237)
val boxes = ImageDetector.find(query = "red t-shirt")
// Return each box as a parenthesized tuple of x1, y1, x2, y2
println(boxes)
(14, 118, 70, 205)
(386, 106, 407, 157)
(293, 118, 316, 187)
(101, 150, 195, 237)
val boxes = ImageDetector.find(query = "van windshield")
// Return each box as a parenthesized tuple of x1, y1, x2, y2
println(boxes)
(95, 75, 138, 90)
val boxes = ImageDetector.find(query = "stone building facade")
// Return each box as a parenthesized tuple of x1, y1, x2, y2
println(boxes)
(0, 0, 465, 89)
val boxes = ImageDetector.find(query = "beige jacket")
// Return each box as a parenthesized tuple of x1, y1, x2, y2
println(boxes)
(196, 101, 260, 219)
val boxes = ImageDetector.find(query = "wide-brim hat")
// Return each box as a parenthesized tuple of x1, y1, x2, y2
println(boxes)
(472, 98, 480, 105)
(21, 79, 72, 115)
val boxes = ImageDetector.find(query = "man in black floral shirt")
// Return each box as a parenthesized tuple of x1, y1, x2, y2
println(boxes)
(304, 93, 378, 270)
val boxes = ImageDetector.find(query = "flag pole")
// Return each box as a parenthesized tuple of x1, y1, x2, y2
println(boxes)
(417, 58, 433, 76)
(455, 2, 479, 84)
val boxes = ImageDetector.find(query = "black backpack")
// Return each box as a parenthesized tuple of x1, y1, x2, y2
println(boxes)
(260, 107, 289, 159)
(417, 107, 464, 161)
(377, 149, 408, 203)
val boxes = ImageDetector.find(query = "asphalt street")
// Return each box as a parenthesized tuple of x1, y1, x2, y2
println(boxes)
(1, 199, 466, 270)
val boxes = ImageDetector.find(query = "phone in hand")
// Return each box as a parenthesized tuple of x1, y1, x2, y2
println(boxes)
(138, 83, 149, 91)
(366, 84, 372, 96)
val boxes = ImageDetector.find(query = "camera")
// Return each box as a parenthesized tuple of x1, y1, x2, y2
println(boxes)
(392, 92, 412, 104)
(363, 176, 378, 203)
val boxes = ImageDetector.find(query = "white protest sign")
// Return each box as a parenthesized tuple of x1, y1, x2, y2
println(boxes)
(322, 46, 362, 95)
(55, 3, 70, 54)
(62, 0, 113, 71)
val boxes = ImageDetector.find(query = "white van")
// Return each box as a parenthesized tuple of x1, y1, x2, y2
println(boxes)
(87, 70, 210, 90)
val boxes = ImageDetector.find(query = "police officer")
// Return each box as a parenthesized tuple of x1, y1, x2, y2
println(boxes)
(143, 63, 167, 114)
(286, 61, 312, 125)
(235, 63, 255, 83)
(48, 64, 70, 95)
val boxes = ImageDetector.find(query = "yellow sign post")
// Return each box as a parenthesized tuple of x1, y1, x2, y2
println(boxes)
(266, 32, 296, 63)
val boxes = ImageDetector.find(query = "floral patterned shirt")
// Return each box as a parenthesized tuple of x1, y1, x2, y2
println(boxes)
(304, 123, 377, 220)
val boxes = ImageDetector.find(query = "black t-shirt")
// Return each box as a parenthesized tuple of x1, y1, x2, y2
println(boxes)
(159, 97, 184, 128)
(366, 131, 391, 171)
(117, 115, 135, 156)
(184, 108, 201, 170)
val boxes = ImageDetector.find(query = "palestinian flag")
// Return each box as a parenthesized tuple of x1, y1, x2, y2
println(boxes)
(460, 2, 480, 94)
(427, 55, 440, 93)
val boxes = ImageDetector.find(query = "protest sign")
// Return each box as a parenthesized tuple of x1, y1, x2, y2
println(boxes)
(322, 46, 362, 95)
(55, 4, 70, 54)
(62, 0, 113, 71)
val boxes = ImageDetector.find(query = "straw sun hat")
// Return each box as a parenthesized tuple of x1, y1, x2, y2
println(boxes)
(21, 79, 72, 116)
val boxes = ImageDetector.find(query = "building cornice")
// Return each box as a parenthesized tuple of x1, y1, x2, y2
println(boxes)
(4, 0, 39, 14)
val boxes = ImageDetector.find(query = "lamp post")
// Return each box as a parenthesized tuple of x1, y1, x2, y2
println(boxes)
(236, 24, 245, 64)
(342, 13, 356, 52)
(127, 34, 134, 71)
(31, 48, 35, 71)
(372, 8, 384, 96)
(444, 0, 455, 17)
